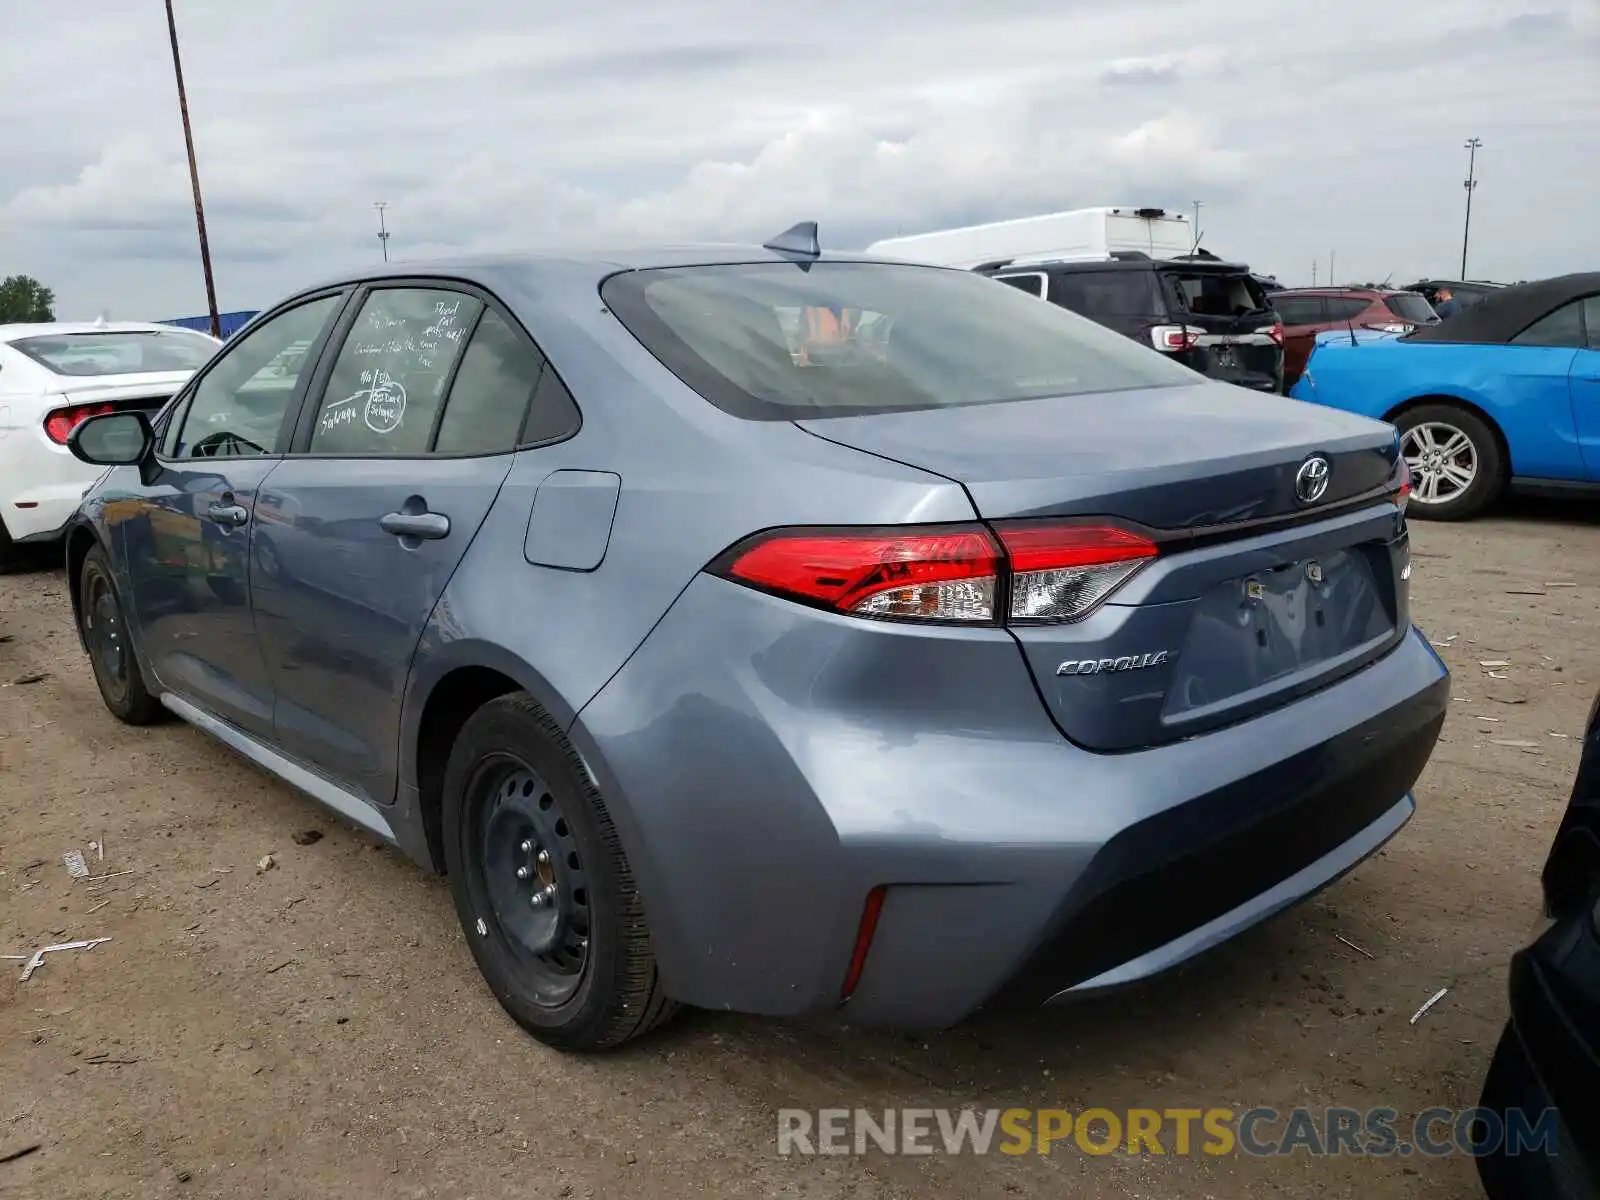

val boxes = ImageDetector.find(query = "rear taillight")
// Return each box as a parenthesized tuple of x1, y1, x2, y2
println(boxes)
(44, 402, 115, 445)
(1263, 320, 1285, 346)
(711, 522, 1157, 625)
(1148, 324, 1201, 353)
(716, 525, 1002, 622)
(994, 523, 1158, 623)
(1389, 456, 1412, 514)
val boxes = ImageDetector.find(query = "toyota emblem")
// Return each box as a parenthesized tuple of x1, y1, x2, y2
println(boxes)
(1294, 455, 1331, 504)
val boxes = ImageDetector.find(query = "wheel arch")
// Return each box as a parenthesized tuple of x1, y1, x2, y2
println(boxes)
(1383, 394, 1514, 478)
(64, 520, 101, 651)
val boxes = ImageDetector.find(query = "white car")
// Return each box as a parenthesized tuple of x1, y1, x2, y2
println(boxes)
(0, 320, 220, 569)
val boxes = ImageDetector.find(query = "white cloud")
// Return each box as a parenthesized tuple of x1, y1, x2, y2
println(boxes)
(1, 0, 1595, 318)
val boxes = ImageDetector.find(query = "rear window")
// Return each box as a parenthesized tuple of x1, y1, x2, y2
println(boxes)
(600, 262, 1198, 421)
(1384, 293, 1437, 324)
(1162, 271, 1268, 318)
(11, 330, 218, 377)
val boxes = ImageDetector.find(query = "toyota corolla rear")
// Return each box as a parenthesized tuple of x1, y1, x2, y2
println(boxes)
(575, 256, 1450, 1029)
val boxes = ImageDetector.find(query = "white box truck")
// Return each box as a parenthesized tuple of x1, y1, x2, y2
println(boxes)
(864, 206, 1196, 270)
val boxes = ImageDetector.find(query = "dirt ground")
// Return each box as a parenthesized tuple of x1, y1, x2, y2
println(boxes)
(2, 498, 1598, 1199)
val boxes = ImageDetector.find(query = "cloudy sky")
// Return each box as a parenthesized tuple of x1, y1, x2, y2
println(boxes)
(3, 0, 1596, 320)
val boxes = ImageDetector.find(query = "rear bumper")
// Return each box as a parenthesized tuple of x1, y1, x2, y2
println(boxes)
(1, 438, 101, 541)
(574, 572, 1449, 1028)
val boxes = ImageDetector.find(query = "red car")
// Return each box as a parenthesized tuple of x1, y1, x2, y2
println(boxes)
(1269, 288, 1439, 387)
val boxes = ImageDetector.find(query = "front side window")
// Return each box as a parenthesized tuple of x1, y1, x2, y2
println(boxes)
(1513, 301, 1586, 349)
(11, 329, 219, 377)
(602, 262, 1198, 421)
(309, 288, 483, 455)
(171, 295, 341, 459)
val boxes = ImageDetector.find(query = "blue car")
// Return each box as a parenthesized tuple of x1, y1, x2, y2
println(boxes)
(60, 227, 1447, 1051)
(1291, 273, 1600, 520)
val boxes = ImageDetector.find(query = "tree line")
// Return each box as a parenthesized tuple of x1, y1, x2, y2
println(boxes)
(0, 275, 56, 323)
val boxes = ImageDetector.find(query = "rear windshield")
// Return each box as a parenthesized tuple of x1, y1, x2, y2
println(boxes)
(600, 262, 1197, 420)
(1162, 270, 1269, 318)
(1384, 293, 1438, 324)
(11, 330, 218, 377)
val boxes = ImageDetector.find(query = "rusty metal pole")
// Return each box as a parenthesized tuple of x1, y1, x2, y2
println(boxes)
(164, 0, 221, 339)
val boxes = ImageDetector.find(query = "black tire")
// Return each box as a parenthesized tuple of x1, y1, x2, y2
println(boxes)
(78, 544, 166, 725)
(1393, 403, 1505, 521)
(1475, 1021, 1597, 1199)
(442, 693, 677, 1052)
(0, 517, 22, 575)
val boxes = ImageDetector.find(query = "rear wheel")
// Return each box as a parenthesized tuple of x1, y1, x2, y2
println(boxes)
(78, 544, 165, 725)
(1394, 403, 1504, 521)
(442, 693, 677, 1052)
(0, 518, 21, 574)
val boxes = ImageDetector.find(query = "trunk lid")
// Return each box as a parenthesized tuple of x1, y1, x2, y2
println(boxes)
(797, 384, 1409, 751)
(55, 371, 192, 417)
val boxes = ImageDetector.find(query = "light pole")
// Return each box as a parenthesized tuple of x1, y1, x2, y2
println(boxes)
(163, 0, 220, 339)
(374, 201, 391, 263)
(1461, 137, 1482, 279)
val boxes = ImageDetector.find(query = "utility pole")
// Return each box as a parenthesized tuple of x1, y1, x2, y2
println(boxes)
(1191, 200, 1202, 253)
(374, 201, 391, 263)
(1311, 260, 1318, 287)
(1461, 137, 1482, 279)
(1329, 250, 1337, 287)
(164, 0, 220, 339)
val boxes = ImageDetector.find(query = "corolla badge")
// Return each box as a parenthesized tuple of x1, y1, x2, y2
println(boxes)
(1056, 650, 1173, 676)
(1294, 454, 1332, 504)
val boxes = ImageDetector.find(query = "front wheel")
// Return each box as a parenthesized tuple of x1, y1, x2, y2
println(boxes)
(442, 693, 677, 1052)
(79, 544, 166, 725)
(1394, 403, 1504, 521)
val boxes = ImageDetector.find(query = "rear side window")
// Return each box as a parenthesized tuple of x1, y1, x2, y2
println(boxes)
(1050, 271, 1161, 318)
(601, 262, 1198, 421)
(433, 310, 548, 455)
(309, 288, 482, 455)
(1323, 296, 1372, 322)
(993, 273, 1046, 299)
(1163, 271, 1268, 317)
(1513, 301, 1587, 349)
(1384, 293, 1437, 324)
(1269, 295, 1325, 326)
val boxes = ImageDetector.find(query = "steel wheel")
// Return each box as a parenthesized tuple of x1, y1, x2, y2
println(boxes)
(469, 757, 590, 1006)
(84, 572, 129, 689)
(1402, 420, 1478, 507)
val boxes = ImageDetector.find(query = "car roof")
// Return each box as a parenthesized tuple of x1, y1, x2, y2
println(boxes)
(1404, 272, 1600, 345)
(1271, 287, 1387, 298)
(292, 244, 903, 294)
(0, 319, 206, 344)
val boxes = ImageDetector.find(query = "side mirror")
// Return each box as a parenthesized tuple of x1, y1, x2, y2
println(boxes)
(67, 410, 154, 467)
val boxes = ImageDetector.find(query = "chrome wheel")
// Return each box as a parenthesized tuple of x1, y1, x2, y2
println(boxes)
(1401, 421, 1478, 506)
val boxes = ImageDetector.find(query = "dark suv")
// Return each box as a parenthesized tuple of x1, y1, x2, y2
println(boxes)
(980, 253, 1286, 392)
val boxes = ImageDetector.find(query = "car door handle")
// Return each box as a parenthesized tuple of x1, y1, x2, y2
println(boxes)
(379, 511, 450, 540)
(207, 502, 249, 528)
